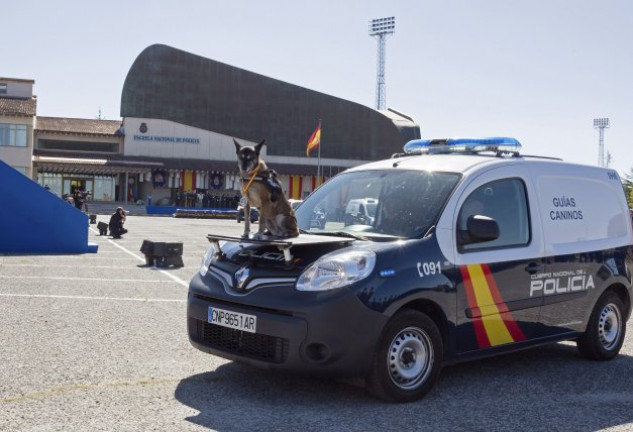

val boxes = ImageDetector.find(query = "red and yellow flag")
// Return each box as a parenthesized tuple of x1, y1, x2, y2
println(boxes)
(306, 122, 321, 157)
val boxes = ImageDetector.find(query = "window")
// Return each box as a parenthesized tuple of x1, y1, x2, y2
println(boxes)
(458, 178, 530, 251)
(37, 139, 119, 153)
(0, 83, 7, 95)
(0, 123, 27, 147)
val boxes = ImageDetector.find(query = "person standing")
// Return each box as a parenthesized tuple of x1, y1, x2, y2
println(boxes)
(73, 188, 88, 212)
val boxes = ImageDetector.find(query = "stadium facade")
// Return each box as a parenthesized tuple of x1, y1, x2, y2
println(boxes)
(1, 44, 420, 205)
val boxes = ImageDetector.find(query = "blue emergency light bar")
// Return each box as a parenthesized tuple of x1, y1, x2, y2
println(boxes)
(403, 137, 522, 155)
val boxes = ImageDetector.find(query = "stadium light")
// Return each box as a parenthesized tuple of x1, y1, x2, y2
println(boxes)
(593, 118, 610, 167)
(368, 16, 395, 111)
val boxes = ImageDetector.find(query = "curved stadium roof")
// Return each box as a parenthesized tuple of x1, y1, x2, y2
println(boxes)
(121, 44, 420, 161)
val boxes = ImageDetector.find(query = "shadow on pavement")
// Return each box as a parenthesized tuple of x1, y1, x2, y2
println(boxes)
(175, 342, 633, 432)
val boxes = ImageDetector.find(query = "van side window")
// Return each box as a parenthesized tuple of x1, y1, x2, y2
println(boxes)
(457, 178, 530, 251)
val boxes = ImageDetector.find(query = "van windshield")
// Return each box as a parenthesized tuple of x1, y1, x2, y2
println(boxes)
(295, 169, 460, 239)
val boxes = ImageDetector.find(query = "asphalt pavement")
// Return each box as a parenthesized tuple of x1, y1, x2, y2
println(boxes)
(1, 216, 633, 432)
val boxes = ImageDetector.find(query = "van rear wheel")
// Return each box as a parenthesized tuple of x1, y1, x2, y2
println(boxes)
(577, 291, 626, 360)
(366, 309, 443, 403)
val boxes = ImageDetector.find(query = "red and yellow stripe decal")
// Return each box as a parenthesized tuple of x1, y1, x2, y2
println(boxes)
(460, 264, 526, 348)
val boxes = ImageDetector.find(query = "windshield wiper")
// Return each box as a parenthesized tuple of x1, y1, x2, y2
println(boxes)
(311, 231, 370, 241)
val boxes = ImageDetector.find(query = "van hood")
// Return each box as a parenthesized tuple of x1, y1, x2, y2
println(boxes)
(205, 233, 356, 294)
(208, 233, 354, 268)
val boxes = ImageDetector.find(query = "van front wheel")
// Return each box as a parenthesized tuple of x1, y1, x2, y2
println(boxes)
(366, 309, 443, 403)
(577, 291, 626, 360)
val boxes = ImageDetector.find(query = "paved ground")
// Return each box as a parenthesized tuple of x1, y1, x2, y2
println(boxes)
(1, 216, 633, 431)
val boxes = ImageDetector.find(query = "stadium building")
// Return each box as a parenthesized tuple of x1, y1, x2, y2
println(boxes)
(1, 44, 420, 207)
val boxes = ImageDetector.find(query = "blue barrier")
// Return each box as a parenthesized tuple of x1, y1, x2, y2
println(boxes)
(0, 160, 98, 254)
(146, 205, 177, 215)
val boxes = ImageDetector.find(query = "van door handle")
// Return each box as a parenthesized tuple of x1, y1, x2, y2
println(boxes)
(525, 262, 543, 274)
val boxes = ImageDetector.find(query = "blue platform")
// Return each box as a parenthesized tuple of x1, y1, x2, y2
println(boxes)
(0, 160, 98, 254)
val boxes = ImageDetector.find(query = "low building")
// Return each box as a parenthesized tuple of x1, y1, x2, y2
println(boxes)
(0, 77, 36, 177)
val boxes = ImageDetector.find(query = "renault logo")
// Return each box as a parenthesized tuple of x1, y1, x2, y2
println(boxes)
(235, 266, 250, 289)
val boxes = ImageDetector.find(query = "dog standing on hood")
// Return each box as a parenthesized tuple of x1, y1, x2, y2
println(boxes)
(234, 138, 299, 239)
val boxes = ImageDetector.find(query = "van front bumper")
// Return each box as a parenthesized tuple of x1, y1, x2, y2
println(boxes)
(187, 273, 388, 377)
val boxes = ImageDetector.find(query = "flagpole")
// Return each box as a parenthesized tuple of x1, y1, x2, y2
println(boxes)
(317, 119, 322, 184)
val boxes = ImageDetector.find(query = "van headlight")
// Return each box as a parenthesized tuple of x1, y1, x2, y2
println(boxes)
(296, 250, 376, 291)
(199, 245, 217, 277)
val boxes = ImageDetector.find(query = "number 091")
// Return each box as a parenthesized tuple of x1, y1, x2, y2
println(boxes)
(417, 261, 441, 277)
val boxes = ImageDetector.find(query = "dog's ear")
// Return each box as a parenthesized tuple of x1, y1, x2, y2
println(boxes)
(233, 138, 242, 154)
(255, 139, 266, 155)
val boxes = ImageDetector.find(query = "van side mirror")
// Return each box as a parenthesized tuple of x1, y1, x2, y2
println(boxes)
(461, 215, 500, 245)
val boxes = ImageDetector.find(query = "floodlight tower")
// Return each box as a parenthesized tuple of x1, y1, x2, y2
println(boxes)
(593, 118, 610, 167)
(369, 16, 395, 110)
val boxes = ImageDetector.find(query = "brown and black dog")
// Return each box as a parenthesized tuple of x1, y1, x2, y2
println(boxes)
(234, 138, 299, 238)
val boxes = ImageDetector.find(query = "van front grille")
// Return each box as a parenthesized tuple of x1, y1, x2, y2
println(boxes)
(192, 318, 289, 364)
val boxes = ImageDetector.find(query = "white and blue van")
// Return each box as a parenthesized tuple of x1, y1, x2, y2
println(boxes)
(188, 137, 633, 402)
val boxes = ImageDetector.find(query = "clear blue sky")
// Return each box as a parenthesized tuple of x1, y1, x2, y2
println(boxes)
(3, 1, 632, 176)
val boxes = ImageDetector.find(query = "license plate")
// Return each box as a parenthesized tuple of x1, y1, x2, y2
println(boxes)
(208, 306, 257, 333)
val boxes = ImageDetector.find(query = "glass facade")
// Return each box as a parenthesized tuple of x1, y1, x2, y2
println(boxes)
(38, 173, 116, 201)
(0, 123, 28, 147)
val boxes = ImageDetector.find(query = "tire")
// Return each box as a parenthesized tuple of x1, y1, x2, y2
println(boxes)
(366, 309, 443, 402)
(577, 291, 626, 360)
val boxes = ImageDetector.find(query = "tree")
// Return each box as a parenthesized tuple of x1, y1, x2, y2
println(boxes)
(623, 167, 633, 208)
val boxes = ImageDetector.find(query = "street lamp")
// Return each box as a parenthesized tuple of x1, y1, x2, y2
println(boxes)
(593, 118, 610, 167)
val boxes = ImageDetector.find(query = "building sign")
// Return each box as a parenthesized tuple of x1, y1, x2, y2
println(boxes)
(133, 134, 200, 144)
(133, 122, 200, 144)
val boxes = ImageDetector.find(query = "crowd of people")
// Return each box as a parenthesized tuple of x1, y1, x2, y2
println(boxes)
(175, 191, 241, 209)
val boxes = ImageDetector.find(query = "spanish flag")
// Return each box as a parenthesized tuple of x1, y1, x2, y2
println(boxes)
(306, 121, 321, 157)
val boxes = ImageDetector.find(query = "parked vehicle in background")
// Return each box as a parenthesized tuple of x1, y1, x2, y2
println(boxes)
(288, 199, 303, 210)
(309, 207, 326, 229)
(236, 202, 259, 223)
(343, 198, 378, 226)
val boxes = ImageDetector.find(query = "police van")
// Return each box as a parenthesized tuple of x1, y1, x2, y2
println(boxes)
(188, 137, 633, 402)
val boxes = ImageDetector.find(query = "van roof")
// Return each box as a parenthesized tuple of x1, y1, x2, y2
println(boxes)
(345, 153, 618, 179)
(347, 153, 513, 175)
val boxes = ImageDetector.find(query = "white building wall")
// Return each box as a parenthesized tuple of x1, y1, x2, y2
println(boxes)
(123, 117, 265, 160)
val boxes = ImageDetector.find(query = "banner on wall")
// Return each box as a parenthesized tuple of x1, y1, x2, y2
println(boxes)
(182, 170, 196, 191)
(152, 169, 167, 187)
(288, 176, 303, 200)
(210, 173, 224, 190)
